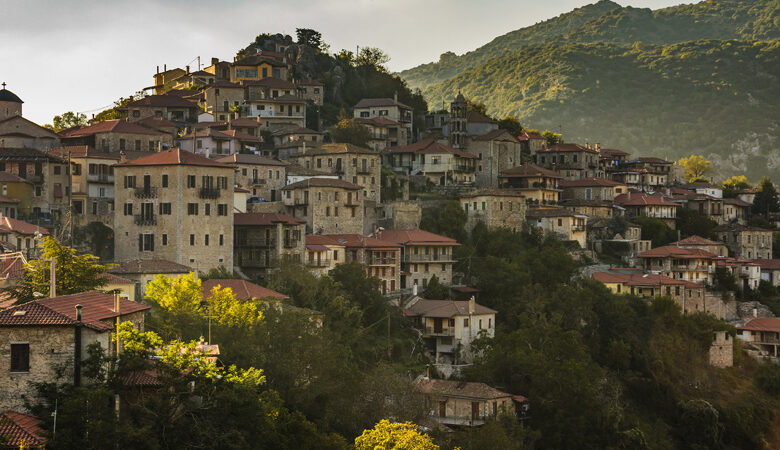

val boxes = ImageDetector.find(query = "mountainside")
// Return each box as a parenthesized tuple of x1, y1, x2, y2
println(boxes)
(399, 0, 780, 179)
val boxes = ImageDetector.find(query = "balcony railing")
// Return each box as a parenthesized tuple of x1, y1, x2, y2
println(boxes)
(307, 259, 331, 267)
(403, 254, 453, 263)
(235, 237, 271, 248)
(134, 187, 157, 199)
(199, 187, 221, 199)
(24, 174, 43, 183)
(134, 214, 156, 226)
(294, 198, 308, 206)
(284, 239, 299, 248)
(87, 174, 114, 184)
(455, 165, 475, 173)
(424, 327, 455, 337)
(345, 198, 360, 206)
(369, 257, 397, 265)
(249, 178, 266, 185)
(356, 167, 372, 175)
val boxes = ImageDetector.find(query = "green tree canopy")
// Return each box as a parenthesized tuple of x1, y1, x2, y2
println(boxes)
(45, 111, 87, 132)
(329, 117, 372, 147)
(752, 177, 779, 218)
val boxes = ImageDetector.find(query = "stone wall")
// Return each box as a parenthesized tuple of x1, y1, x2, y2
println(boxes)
(378, 200, 422, 230)
(246, 201, 287, 214)
(709, 331, 734, 368)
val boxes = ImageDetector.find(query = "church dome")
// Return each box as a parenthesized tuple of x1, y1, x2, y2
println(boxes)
(454, 92, 465, 102)
(0, 87, 23, 104)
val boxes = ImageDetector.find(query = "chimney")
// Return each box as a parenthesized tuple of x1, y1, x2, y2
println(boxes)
(468, 296, 476, 313)
(753, 307, 758, 318)
(156, 65, 160, 75)
(186, 65, 190, 74)
(412, 284, 418, 296)
(164, 64, 167, 72)
(74, 304, 83, 387)
(393, 91, 398, 103)
(211, 57, 218, 65)
(119, 151, 127, 163)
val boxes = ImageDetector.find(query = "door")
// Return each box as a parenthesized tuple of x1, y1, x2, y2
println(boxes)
(433, 318, 443, 334)
(471, 402, 479, 421)
(143, 174, 151, 189)
(439, 401, 447, 418)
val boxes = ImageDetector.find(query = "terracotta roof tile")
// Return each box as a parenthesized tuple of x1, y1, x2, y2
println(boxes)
(383, 139, 476, 159)
(738, 318, 780, 333)
(65, 120, 166, 137)
(98, 272, 135, 284)
(592, 272, 689, 286)
(282, 178, 361, 191)
(460, 188, 527, 199)
(38, 291, 150, 331)
(0, 217, 50, 236)
(416, 378, 511, 400)
(0, 410, 45, 447)
(126, 94, 198, 108)
(216, 153, 285, 166)
(377, 229, 459, 246)
(406, 299, 495, 318)
(670, 235, 722, 246)
(638, 246, 717, 259)
(559, 177, 624, 188)
(541, 143, 598, 154)
(317, 234, 401, 249)
(499, 163, 560, 179)
(115, 148, 231, 168)
(201, 279, 287, 300)
(0, 171, 29, 183)
(614, 192, 678, 207)
(354, 97, 411, 109)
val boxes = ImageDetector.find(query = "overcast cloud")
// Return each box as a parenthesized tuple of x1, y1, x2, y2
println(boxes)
(1, 0, 680, 124)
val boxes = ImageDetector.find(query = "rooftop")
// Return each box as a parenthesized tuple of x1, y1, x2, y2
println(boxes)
(499, 163, 560, 179)
(384, 138, 477, 159)
(216, 153, 286, 166)
(416, 378, 513, 401)
(234, 212, 304, 226)
(63, 119, 165, 137)
(559, 177, 624, 188)
(542, 143, 599, 154)
(126, 94, 198, 109)
(314, 234, 401, 250)
(669, 235, 722, 246)
(109, 259, 193, 274)
(0, 216, 50, 236)
(614, 192, 678, 207)
(377, 229, 460, 246)
(406, 299, 496, 318)
(738, 318, 780, 333)
(115, 148, 231, 169)
(354, 97, 412, 110)
(638, 246, 717, 259)
(0, 410, 45, 448)
(201, 279, 288, 300)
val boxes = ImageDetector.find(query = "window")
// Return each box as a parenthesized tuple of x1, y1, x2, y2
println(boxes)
(557, 218, 563, 227)
(464, 318, 469, 327)
(187, 203, 198, 215)
(159, 203, 171, 215)
(135, 140, 141, 151)
(334, 206, 339, 217)
(10, 344, 29, 372)
(219, 234, 224, 246)
(124, 203, 133, 216)
(204, 234, 210, 246)
(162, 174, 168, 188)
(124, 175, 136, 188)
(92, 202, 98, 215)
(162, 234, 168, 246)
(190, 234, 195, 246)
(119, 139, 126, 151)
(326, 206, 330, 217)
(187, 175, 196, 188)
(217, 204, 228, 216)
(218, 176, 228, 189)
(139, 233, 154, 251)
(205, 203, 211, 216)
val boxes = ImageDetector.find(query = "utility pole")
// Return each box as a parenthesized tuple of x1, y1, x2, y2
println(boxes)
(68, 148, 73, 245)
(50, 258, 56, 297)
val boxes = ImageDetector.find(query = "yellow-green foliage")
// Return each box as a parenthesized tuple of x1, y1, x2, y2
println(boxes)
(355, 420, 439, 450)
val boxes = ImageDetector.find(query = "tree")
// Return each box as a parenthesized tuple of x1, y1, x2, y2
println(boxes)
(467, 100, 488, 116)
(45, 111, 87, 132)
(423, 275, 449, 299)
(677, 155, 712, 183)
(676, 208, 718, 239)
(752, 177, 779, 218)
(542, 130, 563, 146)
(329, 118, 371, 147)
(296, 28, 325, 52)
(722, 175, 751, 198)
(355, 47, 390, 71)
(420, 200, 468, 243)
(5, 237, 108, 304)
(497, 115, 524, 136)
(631, 216, 677, 247)
(355, 420, 439, 450)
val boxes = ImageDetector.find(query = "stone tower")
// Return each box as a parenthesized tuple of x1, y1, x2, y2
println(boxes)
(0, 83, 23, 121)
(449, 91, 467, 149)
(709, 330, 733, 368)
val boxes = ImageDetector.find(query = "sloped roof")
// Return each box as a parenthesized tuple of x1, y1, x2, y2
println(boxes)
(377, 229, 459, 246)
(384, 139, 476, 159)
(0, 89, 23, 103)
(109, 259, 192, 274)
(460, 188, 527, 199)
(0, 147, 65, 163)
(356, 116, 403, 127)
(471, 129, 519, 142)
(0, 302, 78, 327)
(406, 299, 495, 318)
(273, 126, 320, 136)
(499, 163, 560, 179)
(297, 142, 376, 156)
(305, 235, 344, 247)
(0, 171, 29, 183)
(38, 291, 150, 331)
(0, 217, 50, 236)
(592, 272, 687, 286)
(126, 94, 198, 108)
(713, 224, 773, 233)
(542, 143, 598, 154)
(282, 178, 361, 191)
(354, 97, 411, 109)
(65, 120, 165, 137)
(598, 148, 630, 156)
(0, 410, 45, 448)
(317, 234, 401, 249)
(614, 192, 678, 207)
(115, 148, 231, 168)
(738, 318, 780, 333)
(466, 110, 496, 124)
(234, 213, 304, 226)
(216, 153, 285, 166)
(638, 246, 717, 259)
(229, 118, 262, 127)
(0, 116, 59, 139)
(201, 279, 287, 300)
(240, 77, 295, 89)
(517, 132, 545, 141)
(48, 146, 121, 160)
(526, 208, 576, 218)
(135, 116, 177, 129)
(97, 272, 135, 285)
(559, 177, 624, 188)
(669, 235, 722, 246)
(723, 198, 752, 207)
(416, 378, 512, 400)
(750, 259, 780, 270)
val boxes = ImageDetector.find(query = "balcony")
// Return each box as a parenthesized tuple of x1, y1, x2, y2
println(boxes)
(249, 178, 266, 185)
(345, 198, 360, 206)
(134, 214, 156, 226)
(294, 197, 308, 206)
(87, 174, 114, 184)
(369, 257, 397, 265)
(134, 187, 157, 199)
(455, 165, 476, 173)
(424, 327, 455, 337)
(235, 237, 271, 248)
(237, 258, 269, 268)
(572, 225, 586, 232)
(199, 187, 221, 199)
(403, 254, 454, 263)
(284, 238, 299, 248)
(307, 258, 331, 267)
(356, 167, 372, 175)
(24, 174, 43, 183)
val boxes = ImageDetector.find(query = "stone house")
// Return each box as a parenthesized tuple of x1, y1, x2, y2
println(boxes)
(272, 126, 322, 148)
(281, 178, 364, 235)
(0, 216, 50, 259)
(152, 66, 188, 94)
(709, 331, 734, 368)
(535, 143, 602, 180)
(669, 235, 728, 257)
(108, 259, 192, 301)
(559, 177, 627, 201)
(356, 116, 408, 150)
(416, 378, 521, 427)
(722, 198, 752, 225)
(297, 78, 324, 105)
(244, 95, 306, 130)
(59, 120, 172, 153)
(216, 153, 287, 202)
(443, 93, 499, 149)
(559, 199, 617, 219)
(517, 132, 547, 156)
(290, 143, 382, 202)
(587, 219, 650, 265)
(737, 318, 780, 358)
(681, 181, 723, 198)
(49, 146, 119, 228)
(715, 257, 762, 291)
(614, 192, 679, 229)
(179, 127, 262, 157)
(377, 229, 459, 290)
(200, 82, 245, 122)
(0, 291, 149, 411)
(713, 225, 774, 260)
(124, 94, 199, 128)
(0, 171, 33, 218)
(753, 259, 780, 287)
(467, 129, 524, 188)
(607, 157, 673, 191)
(598, 147, 631, 168)
(233, 213, 305, 281)
(638, 246, 716, 285)
(353, 96, 413, 139)
(0, 87, 61, 151)
(526, 208, 588, 248)
(304, 235, 346, 277)
(592, 272, 709, 315)
(319, 234, 401, 294)
(672, 192, 725, 224)
(497, 163, 561, 204)
(113, 149, 234, 274)
(0, 148, 70, 219)
(405, 298, 496, 364)
(383, 139, 477, 187)
(460, 189, 528, 232)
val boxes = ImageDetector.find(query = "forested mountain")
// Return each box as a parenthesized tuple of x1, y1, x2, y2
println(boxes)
(399, 0, 780, 179)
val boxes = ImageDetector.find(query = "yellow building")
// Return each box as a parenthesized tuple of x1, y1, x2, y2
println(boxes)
(498, 163, 561, 204)
(0, 172, 32, 218)
(230, 55, 288, 82)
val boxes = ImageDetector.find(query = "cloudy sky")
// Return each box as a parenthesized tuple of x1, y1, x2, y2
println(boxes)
(1, 0, 680, 125)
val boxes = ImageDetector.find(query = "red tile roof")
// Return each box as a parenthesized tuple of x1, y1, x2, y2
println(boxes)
(228, 118, 262, 128)
(0, 302, 77, 327)
(669, 235, 722, 246)
(202, 279, 287, 300)
(738, 318, 780, 333)
(559, 177, 624, 188)
(459, 188, 527, 199)
(416, 378, 512, 400)
(614, 192, 679, 207)
(0, 410, 45, 447)
(317, 234, 401, 249)
(466, 110, 496, 124)
(240, 77, 296, 89)
(0, 217, 50, 236)
(499, 163, 560, 179)
(356, 117, 403, 127)
(638, 246, 717, 259)
(216, 154, 286, 166)
(517, 132, 545, 141)
(384, 138, 477, 159)
(305, 235, 344, 246)
(126, 94, 198, 108)
(406, 299, 496, 318)
(592, 272, 685, 286)
(471, 129, 519, 142)
(0, 171, 29, 183)
(115, 148, 231, 168)
(38, 291, 150, 331)
(234, 213, 304, 226)
(65, 120, 166, 137)
(98, 272, 135, 284)
(377, 229, 459, 246)
(135, 116, 178, 129)
(750, 259, 780, 270)
(48, 146, 121, 160)
(598, 148, 630, 156)
(542, 143, 598, 154)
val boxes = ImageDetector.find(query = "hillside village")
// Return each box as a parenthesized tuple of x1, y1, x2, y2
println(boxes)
(0, 29, 780, 448)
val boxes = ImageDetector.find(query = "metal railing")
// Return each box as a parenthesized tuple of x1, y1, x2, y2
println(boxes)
(424, 327, 455, 337)
(294, 198, 308, 206)
(134, 214, 156, 226)
(403, 254, 452, 263)
(284, 239, 299, 248)
(134, 187, 157, 199)
(369, 257, 397, 265)
(199, 188, 221, 199)
(307, 259, 331, 267)
(249, 178, 266, 185)
(87, 174, 114, 183)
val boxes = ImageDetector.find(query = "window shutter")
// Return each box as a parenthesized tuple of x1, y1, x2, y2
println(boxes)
(150, 235, 154, 252)
(138, 234, 143, 251)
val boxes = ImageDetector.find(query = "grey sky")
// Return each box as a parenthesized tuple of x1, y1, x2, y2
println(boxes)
(1, 0, 681, 125)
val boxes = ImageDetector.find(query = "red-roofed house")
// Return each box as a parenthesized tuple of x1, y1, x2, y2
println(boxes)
(614, 192, 679, 228)
(669, 235, 728, 257)
(638, 246, 717, 284)
(752, 259, 780, 287)
(179, 127, 262, 158)
(233, 213, 305, 280)
(304, 235, 346, 277)
(0, 410, 46, 448)
(416, 378, 521, 427)
(559, 177, 628, 201)
(216, 153, 286, 202)
(383, 139, 477, 186)
(318, 234, 401, 294)
(124, 95, 199, 126)
(737, 318, 780, 357)
(535, 143, 602, 180)
(353, 96, 413, 138)
(592, 272, 707, 313)
(59, 119, 173, 153)
(376, 229, 459, 290)
(113, 149, 234, 273)
(0, 292, 149, 411)
(201, 278, 287, 300)
(0, 216, 49, 259)
(497, 162, 561, 204)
